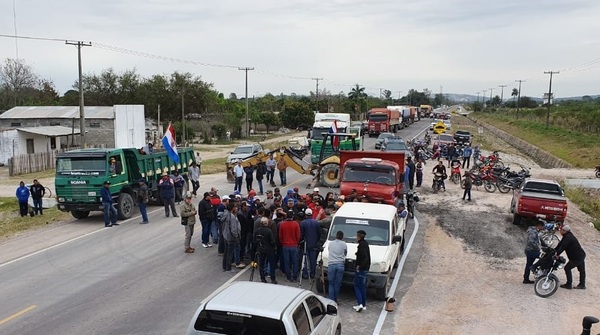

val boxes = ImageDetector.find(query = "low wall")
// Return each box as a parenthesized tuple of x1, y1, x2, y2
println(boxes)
(468, 116, 573, 169)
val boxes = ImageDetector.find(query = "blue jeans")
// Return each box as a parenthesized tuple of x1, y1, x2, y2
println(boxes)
(354, 270, 368, 306)
(328, 262, 344, 302)
(103, 202, 118, 225)
(282, 246, 299, 280)
(524, 249, 540, 280)
(233, 240, 241, 265)
(266, 169, 274, 183)
(279, 170, 287, 185)
(211, 219, 219, 244)
(256, 178, 264, 194)
(139, 202, 148, 222)
(259, 252, 277, 281)
(32, 198, 43, 215)
(235, 177, 243, 192)
(201, 219, 212, 244)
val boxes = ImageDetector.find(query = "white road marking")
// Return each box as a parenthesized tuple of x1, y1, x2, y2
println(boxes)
(372, 215, 420, 335)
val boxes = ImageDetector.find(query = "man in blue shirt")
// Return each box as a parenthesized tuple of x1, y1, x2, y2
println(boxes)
(463, 144, 473, 169)
(16, 181, 30, 217)
(100, 181, 119, 227)
(300, 208, 321, 279)
(397, 202, 409, 219)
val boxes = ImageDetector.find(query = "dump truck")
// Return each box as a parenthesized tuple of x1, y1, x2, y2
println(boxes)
(55, 147, 196, 220)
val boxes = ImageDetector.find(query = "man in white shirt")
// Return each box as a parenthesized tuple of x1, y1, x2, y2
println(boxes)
(189, 162, 200, 197)
(233, 160, 244, 193)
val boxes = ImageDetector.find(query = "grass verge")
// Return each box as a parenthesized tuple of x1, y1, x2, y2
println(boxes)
(562, 186, 600, 229)
(201, 158, 227, 175)
(0, 197, 71, 237)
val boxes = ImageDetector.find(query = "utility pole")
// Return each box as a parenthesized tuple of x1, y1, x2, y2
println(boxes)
(476, 92, 480, 103)
(181, 89, 185, 145)
(157, 104, 161, 146)
(515, 80, 525, 119)
(481, 89, 487, 107)
(238, 67, 255, 137)
(312, 78, 323, 112)
(544, 71, 559, 128)
(498, 85, 507, 103)
(66, 40, 92, 147)
(488, 88, 494, 104)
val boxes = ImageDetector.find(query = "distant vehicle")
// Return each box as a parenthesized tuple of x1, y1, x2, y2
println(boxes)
(226, 143, 264, 164)
(367, 108, 400, 136)
(375, 132, 394, 149)
(443, 120, 452, 130)
(429, 119, 440, 130)
(186, 281, 341, 335)
(432, 134, 456, 147)
(380, 137, 412, 158)
(454, 130, 472, 144)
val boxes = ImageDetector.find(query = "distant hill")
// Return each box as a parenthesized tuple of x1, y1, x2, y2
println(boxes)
(445, 93, 600, 103)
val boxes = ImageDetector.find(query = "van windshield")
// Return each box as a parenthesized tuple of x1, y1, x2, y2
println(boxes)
(56, 157, 106, 176)
(328, 216, 390, 246)
(194, 310, 286, 335)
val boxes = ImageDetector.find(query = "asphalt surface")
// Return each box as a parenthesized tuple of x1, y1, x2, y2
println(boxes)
(0, 119, 430, 335)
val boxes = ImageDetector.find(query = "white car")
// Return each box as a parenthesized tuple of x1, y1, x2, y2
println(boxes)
(186, 281, 342, 335)
(226, 143, 264, 164)
(443, 120, 452, 130)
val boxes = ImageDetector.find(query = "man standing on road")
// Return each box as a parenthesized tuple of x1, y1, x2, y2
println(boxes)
(463, 144, 473, 169)
(16, 181, 30, 217)
(266, 154, 276, 187)
(279, 210, 301, 282)
(172, 170, 185, 203)
(100, 181, 119, 227)
(462, 172, 472, 201)
(137, 179, 149, 224)
(523, 221, 543, 284)
(198, 192, 215, 248)
(256, 162, 266, 195)
(556, 225, 586, 290)
(406, 157, 416, 191)
(159, 172, 178, 217)
(244, 165, 254, 193)
(277, 153, 288, 186)
(328, 231, 347, 302)
(353, 230, 371, 312)
(222, 203, 243, 272)
(233, 160, 244, 193)
(180, 195, 197, 253)
(447, 144, 457, 168)
(189, 162, 200, 198)
(29, 179, 45, 216)
(254, 216, 278, 284)
(300, 208, 321, 280)
(415, 159, 424, 187)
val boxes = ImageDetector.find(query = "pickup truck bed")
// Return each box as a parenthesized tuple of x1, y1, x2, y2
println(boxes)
(511, 179, 567, 224)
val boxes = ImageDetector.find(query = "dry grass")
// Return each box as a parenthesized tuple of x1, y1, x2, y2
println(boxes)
(201, 158, 227, 175)
(0, 168, 56, 186)
(0, 197, 71, 237)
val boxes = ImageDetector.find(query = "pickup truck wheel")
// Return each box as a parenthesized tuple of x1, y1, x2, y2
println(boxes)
(118, 193, 134, 220)
(375, 281, 389, 301)
(512, 213, 522, 225)
(71, 210, 90, 219)
(320, 164, 340, 188)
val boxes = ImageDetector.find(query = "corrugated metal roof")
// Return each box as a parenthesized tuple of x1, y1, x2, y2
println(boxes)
(17, 126, 81, 136)
(0, 106, 114, 119)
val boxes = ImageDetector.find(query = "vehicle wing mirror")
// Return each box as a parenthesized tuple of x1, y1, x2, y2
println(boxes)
(326, 304, 338, 315)
(392, 235, 402, 244)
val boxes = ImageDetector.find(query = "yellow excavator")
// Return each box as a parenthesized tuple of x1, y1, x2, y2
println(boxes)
(226, 133, 358, 189)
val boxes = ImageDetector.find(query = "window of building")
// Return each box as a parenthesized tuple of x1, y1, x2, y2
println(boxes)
(11, 122, 21, 127)
(50, 121, 61, 126)
(89, 122, 101, 128)
(50, 137, 57, 150)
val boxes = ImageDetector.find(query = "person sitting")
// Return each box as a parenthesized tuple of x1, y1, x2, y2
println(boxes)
(397, 202, 409, 219)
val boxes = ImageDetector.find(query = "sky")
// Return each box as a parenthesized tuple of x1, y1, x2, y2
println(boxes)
(1, 0, 599, 100)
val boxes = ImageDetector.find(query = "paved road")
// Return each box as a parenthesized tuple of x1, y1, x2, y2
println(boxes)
(0, 120, 429, 335)
(565, 178, 600, 189)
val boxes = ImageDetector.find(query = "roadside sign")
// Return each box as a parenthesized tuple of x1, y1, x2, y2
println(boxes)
(433, 121, 447, 134)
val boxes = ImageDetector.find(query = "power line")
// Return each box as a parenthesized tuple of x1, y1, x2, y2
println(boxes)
(0, 33, 67, 42)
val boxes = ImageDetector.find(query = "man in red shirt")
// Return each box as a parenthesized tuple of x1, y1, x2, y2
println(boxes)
(278, 210, 301, 282)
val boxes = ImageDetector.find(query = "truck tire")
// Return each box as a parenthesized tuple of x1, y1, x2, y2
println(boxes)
(118, 193, 134, 220)
(320, 164, 340, 188)
(512, 213, 522, 225)
(71, 210, 90, 219)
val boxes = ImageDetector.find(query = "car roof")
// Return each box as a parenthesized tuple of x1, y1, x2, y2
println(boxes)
(334, 202, 397, 221)
(377, 132, 394, 138)
(204, 282, 306, 319)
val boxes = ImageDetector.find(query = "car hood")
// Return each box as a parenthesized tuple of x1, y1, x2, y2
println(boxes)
(321, 240, 398, 273)
(227, 153, 254, 163)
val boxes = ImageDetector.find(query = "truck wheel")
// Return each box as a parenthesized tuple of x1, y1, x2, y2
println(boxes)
(320, 164, 340, 188)
(375, 281, 389, 301)
(71, 210, 90, 219)
(512, 213, 522, 225)
(118, 193, 134, 220)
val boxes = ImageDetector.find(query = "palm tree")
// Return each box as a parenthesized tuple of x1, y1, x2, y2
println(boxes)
(511, 88, 518, 99)
(347, 84, 367, 119)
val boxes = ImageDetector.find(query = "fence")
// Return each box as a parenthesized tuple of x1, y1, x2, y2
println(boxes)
(8, 151, 57, 176)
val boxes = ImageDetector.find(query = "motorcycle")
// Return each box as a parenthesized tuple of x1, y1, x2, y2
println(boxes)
(450, 161, 462, 184)
(495, 167, 531, 193)
(531, 245, 566, 298)
(595, 166, 600, 178)
(432, 172, 444, 194)
(461, 170, 497, 193)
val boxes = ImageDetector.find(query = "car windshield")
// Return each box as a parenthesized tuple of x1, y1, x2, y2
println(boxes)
(329, 216, 390, 245)
(311, 128, 330, 141)
(233, 146, 254, 154)
(194, 310, 286, 335)
(343, 165, 396, 185)
(383, 141, 407, 151)
(369, 114, 388, 121)
(56, 157, 106, 176)
(377, 133, 393, 141)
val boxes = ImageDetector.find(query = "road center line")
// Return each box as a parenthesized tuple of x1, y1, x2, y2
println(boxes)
(0, 305, 37, 325)
(372, 215, 420, 335)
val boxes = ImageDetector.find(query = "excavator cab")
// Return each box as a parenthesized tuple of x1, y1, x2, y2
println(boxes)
(316, 133, 358, 188)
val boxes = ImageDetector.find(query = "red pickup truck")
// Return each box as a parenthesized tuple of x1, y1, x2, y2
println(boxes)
(339, 151, 406, 205)
(510, 178, 568, 225)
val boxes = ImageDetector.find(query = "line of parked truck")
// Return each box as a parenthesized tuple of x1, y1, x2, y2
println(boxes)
(367, 105, 432, 137)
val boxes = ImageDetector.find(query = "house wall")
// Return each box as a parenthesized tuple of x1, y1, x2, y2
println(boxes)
(0, 129, 19, 165)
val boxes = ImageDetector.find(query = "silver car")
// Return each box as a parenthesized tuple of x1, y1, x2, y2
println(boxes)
(186, 282, 342, 335)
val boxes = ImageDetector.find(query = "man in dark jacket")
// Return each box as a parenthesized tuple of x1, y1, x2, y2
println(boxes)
(198, 192, 215, 248)
(255, 162, 266, 195)
(159, 172, 178, 217)
(353, 230, 371, 312)
(523, 221, 543, 284)
(254, 217, 278, 284)
(100, 181, 119, 227)
(406, 157, 416, 191)
(16, 181, 30, 217)
(300, 208, 321, 279)
(244, 166, 254, 193)
(555, 225, 586, 289)
(29, 179, 45, 215)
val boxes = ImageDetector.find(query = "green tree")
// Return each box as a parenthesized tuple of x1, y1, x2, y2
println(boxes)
(490, 95, 501, 107)
(519, 96, 539, 108)
(280, 100, 312, 128)
(511, 88, 518, 99)
(433, 93, 444, 107)
(348, 84, 367, 119)
(259, 111, 281, 133)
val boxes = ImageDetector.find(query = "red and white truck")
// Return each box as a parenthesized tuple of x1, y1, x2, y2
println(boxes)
(367, 108, 400, 137)
(339, 150, 406, 205)
(510, 178, 568, 224)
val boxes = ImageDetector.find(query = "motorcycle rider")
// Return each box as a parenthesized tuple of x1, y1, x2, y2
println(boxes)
(432, 160, 447, 191)
(523, 221, 544, 284)
(555, 225, 586, 290)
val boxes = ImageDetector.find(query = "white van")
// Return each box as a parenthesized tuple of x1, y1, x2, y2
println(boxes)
(316, 202, 406, 300)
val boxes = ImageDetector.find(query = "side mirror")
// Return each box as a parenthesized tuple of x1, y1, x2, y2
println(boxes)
(326, 304, 338, 315)
(392, 235, 402, 244)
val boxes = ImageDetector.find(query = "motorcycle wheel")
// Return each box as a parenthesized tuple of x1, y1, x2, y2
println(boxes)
(534, 275, 559, 298)
(494, 161, 505, 168)
(432, 182, 439, 194)
(497, 181, 511, 193)
(484, 181, 497, 193)
(460, 179, 466, 189)
(596, 170, 600, 178)
(451, 174, 461, 184)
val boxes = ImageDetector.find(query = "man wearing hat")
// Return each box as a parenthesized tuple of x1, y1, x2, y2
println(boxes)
(556, 225, 587, 289)
(100, 181, 119, 227)
(198, 192, 215, 248)
(159, 172, 178, 217)
(180, 194, 197, 253)
(254, 216, 278, 284)
(312, 187, 324, 203)
(137, 179, 149, 224)
(353, 230, 371, 312)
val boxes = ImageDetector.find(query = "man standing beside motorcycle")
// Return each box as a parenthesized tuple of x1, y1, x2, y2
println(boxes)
(555, 225, 586, 290)
(523, 221, 544, 284)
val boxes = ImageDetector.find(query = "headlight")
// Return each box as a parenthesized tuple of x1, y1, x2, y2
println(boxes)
(58, 197, 65, 203)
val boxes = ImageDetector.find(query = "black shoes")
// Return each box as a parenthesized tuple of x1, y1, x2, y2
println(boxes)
(574, 284, 586, 290)
(560, 283, 572, 289)
(523, 279, 534, 284)
(112, 223, 120, 226)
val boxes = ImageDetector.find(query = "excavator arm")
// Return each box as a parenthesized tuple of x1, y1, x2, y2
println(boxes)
(226, 147, 316, 183)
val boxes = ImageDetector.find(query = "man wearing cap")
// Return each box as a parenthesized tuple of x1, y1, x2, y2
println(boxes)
(189, 161, 200, 198)
(159, 172, 178, 217)
(171, 170, 185, 203)
(137, 179, 149, 224)
(254, 216, 278, 284)
(279, 210, 301, 282)
(555, 225, 586, 289)
(300, 208, 321, 280)
(264, 190, 275, 207)
(312, 188, 324, 203)
(216, 195, 230, 254)
(198, 192, 215, 248)
(181, 195, 197, 253)
(100, 181, 119, 227)
(353, 230, 371, 312)
(233, 160, 244, 193)
(397, 202, 408, 219)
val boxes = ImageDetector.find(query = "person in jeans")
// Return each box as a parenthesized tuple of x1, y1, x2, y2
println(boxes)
(277, 154, 288, 186)
(462, 172, 472, 201)
(556, 225, 586, 290)
(266, 154, 276, 186)
(180, 195, 197, 253)
(137, 179, 149, 224)
(172, 170, 185, 203)
(29, 179, 45, 215)
(198, 192, 215, 248)
(159, 172, 178, 217)
(100, 181, 119, 227)
(523, 221, 543, 284)
(255, 162, 266, 195)
(463, 144, 473, 169)
(189, 162, 200, 197)
(233, 160, 244, 193)
(254, 217, 278, 284)
(221, 203, 243, 272)
(300, 208, 321, 279)
(278, 211, 301, 282)
(328, 231, 347, 302)
(16, 181, 30, 217)
(353, 230, 371, 312)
